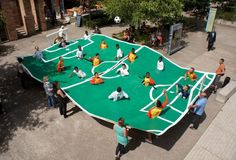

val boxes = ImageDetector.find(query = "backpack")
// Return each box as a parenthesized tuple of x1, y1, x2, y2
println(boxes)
(222, 76, 231, 88)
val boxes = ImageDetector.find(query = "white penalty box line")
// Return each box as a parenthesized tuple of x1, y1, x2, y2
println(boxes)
(41, 38, 94, 63)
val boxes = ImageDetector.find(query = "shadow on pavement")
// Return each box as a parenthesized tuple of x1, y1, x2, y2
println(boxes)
(0, 62, 48, 153)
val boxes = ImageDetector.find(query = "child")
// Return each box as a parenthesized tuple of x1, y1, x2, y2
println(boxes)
(142, 72, 156, 87)
(57, 57, 64, 72)
(90, 72, 104, 85)
(185, 67, 197, 81)
(147, 90, 168, 118)
(100, 39, 108, 49)
(76, 45, 85, 59)
(90, 53, 101, 66)
(115, 44, 123, 60)
(157, 56, 164, 71)
(176, 83, 190, 99)
(69, 67, 86, 79)
(116, 64, 129, 77)
(108, 87, 129, 101)
(128, 48, 137, 63)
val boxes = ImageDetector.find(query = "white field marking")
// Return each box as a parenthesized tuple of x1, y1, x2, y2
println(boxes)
(149, 84, 172, 101)
(156, 73, 215, 136)
(21, 64, 43, 83)
(41, 38, 94, 63)
(91, 61, 118, 75)
(167, 105, 183, 114)
(44, 41, 78, 52)
(170, 91, 175, 94)
(140, 76, 184, 112)
(157, 116, 174, 124)
(146, 130, 163, 133)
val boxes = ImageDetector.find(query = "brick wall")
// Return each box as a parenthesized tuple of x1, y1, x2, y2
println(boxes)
(0, 0, 18, 40)
(35, 0, 47, 31)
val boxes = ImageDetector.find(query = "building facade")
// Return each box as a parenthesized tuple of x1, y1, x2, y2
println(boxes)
(0, 0, 47, 41)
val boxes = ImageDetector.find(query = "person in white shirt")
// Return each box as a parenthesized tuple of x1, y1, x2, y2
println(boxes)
(84, 30, 90, 40)
(108, 87, 129, 101)
(157, 56, 164, 71)
(58, 26, 65, 38)
(69, 67, 86, 78)
(76, 45, 85, 59)
(116, 64, 129, 77)
(115, 44, 123, 60)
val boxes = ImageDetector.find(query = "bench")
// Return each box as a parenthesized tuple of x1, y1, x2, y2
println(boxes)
(216, 80, 236, 103)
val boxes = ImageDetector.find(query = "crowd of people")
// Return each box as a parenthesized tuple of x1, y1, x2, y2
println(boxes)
(16, 26, 228, 159)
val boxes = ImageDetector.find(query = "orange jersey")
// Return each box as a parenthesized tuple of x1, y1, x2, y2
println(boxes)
(57, 60, 64, 72)
(147, 97, 168, 119)
(92, 57, 100, 66)
(186, 71, 197, 80)
(90, 77, 103, 84)
(216, 64, 225, 75)
(143, 77, 155, 86)
(100, 43, 108, 49)
(128, 52, 136, 62)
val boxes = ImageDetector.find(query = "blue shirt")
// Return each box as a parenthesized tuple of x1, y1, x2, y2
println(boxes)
(194, 97, 207, 116)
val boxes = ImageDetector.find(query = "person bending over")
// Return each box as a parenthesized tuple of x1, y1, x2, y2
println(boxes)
(128, 48, 137, 63)
(108, 87, 129, 101)
(185, 67, 197, 81)
(116, 64, 129, 77)
(147, 90, 168, 118)
(57, 57, 64, 72)
(90, 72, 103, 85)
(90, 53, 101, 66)
(142, 72, 156, 87)
(176, 83, 190, 99)
(69, 67, 86, 79)
(100, 39, 108, 49)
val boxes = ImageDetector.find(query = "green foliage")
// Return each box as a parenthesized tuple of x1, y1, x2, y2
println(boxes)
(0, 12, 5, 30)
(184, 0, 210, 17)
(103, 0, 183, 26)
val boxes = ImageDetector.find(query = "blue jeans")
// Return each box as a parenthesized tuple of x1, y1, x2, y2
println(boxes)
(47, 95, 55, 107)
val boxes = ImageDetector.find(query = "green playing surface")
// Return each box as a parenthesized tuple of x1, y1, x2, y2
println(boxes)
(21, 34, 215, 135)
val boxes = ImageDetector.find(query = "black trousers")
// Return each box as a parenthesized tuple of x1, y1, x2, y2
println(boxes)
(192, 114, 202, 129)
(208, 41, 214, 51)
(115, 143, 125, 156)
(59, 98, 67, 118)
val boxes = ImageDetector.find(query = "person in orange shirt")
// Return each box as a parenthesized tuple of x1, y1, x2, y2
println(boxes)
(128, 48, 137, 63)
(142, 72, 156, 87)
(185, 67, 197, 81)
(90, 53, 101, 66)
(90, 72, 104, 85)
(99, 39, 108, 49)
(147, 89, 168, 118)
(57, 57, 64, 72)
(212, 58, 225, 93)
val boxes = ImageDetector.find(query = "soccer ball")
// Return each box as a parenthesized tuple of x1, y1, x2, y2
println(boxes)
(114, 16, 121, 23)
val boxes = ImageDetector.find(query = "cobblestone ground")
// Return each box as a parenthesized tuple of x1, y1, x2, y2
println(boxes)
(0, 23, 235, 160)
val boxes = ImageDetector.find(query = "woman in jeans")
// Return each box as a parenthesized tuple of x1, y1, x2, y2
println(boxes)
(114, 118, 128, 158)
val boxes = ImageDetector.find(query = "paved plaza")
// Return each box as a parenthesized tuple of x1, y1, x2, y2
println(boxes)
(0, 23, 236, 160)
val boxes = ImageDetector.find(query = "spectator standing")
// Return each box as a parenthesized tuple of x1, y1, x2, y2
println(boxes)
(188, 92, 208, 129)
(43, 76, 55, 108)
(212, 58, 226, 93)
(114, 118, 128, 159)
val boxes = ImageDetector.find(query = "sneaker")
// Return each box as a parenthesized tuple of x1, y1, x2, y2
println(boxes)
(190, 126, 196, 130)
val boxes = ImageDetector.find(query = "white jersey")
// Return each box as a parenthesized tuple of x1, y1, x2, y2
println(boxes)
(58, 28, 64, 38)
(157, 61, 164, 71)
(84, 34, 90, 40)
(116, 67, 129, 76)
(108, 90, 129, 101)
(116, 48, 123, 58)
(76, 49, 83, 58)
(73, 69, 86, 78)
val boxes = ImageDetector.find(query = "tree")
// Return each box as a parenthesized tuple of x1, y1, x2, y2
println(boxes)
(183, 0, 210, 18)
(103, 0, 183, 26)
(0, 12, 5, 30)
